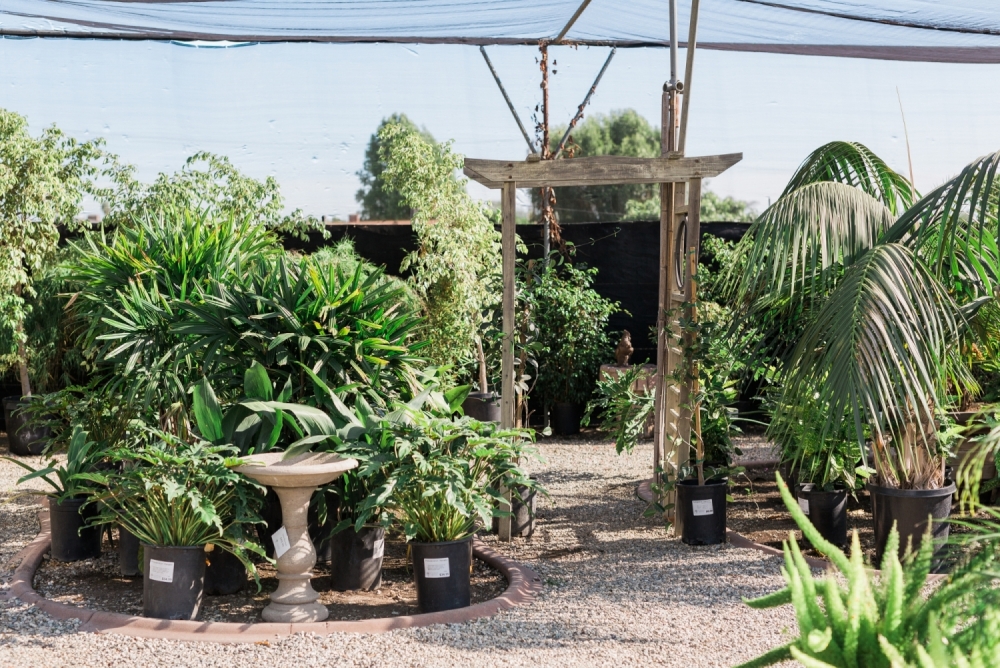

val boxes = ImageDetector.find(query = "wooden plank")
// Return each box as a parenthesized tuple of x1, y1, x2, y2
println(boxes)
(463, 153, 742, 189)
(498, 181, 517, 542)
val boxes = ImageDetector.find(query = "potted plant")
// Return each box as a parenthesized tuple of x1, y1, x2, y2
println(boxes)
(533, 254, 619, 435)
(4, 424, 107, 561)
(725, 142, 1000, 561)
(89, 432, 265, 621)
(354, 406, 539, 613)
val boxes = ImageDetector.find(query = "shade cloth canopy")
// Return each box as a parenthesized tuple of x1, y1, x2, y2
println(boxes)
(2, 0, 1000, 63)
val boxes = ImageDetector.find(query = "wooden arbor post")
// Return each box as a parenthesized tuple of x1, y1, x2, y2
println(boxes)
(465, 152, 741, 540)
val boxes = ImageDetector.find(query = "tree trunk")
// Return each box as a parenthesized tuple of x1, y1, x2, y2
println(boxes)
(14, 284, 31, 397)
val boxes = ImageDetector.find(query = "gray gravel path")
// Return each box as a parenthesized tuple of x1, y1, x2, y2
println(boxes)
(0, 433, 796, 667)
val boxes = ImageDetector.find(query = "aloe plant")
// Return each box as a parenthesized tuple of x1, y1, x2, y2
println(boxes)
(735, 473, 1000, 667)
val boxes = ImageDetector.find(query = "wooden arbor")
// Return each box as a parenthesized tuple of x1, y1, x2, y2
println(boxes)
(464, 151, 741, 539)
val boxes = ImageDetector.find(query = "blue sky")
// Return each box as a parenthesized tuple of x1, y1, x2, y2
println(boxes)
(2, 37, 1000, 218)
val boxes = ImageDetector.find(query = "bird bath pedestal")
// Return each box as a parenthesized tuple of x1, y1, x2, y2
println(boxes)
(236, 451, 357, 623)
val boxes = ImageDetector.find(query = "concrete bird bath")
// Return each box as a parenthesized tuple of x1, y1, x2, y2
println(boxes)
(236, 451, 358, 623)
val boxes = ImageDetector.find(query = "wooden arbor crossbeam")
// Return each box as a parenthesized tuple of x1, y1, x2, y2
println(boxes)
(466, 151, 742, 540)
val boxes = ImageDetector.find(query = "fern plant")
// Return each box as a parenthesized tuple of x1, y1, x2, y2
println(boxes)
(735, 473, 1000, 668)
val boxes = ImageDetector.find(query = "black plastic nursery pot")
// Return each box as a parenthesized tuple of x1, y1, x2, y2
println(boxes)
(410, 536, 473, 613)
(676, 479, 728, 545)
(551, 402, 583, 436)
(325, 525, 385, 592)
(462, 392, 501, 423)
(204, 547, 247, 596)
(118, 526, 140, 576)
(2, 396, 49, 456)
(868, 481, 956, 564)
(797, 484, 848, 548)
(142, 544, 207, 620)
(491, 478, 537, 538)
(49, 496, 101, 562)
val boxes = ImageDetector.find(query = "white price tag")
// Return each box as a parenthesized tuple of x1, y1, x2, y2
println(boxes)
(423, 557, 451, 579)
(691, 499, 714, 516)
(372, 538, 384, 560)
(272, 526, 291, 558)
(798, 496, 810, 515)
(149, 559, 174, 583)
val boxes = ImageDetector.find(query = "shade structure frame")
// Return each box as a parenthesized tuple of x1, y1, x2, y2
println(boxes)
(471, 150, 740, 538)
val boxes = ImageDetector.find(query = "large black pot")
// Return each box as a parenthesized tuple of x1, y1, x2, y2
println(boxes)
(204, 546, 247, 596)
(798, 484, 848, 548)
(410, 536, 473, 613)
(868, 481, 956, 564)
(551, 402, 583, 436)
(676, 479, 728, 545)
(491, 478, 537, 538)
(142, 544, 206, 620)
(118, 526, 140, 576)
(49, 496, 101, 562)
(2, 397, 49, 456)
(462, 392, 501, 422)
(324, 525, 385, 592)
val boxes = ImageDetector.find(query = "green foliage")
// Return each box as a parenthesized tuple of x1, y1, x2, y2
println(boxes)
(532, 254, 619, 405)
(88, 434, 265, 578)
(624, 190, 757, 223)
(73, 209, 281, 415)
(0, 108, 119, 396)
(178, 253, 425, 411)
(726, 141, 1000, 489)
(352, 404, 540, 542)
(582, 364, 654, 454)
(735, 473, 1000, 668)
(3, 425, 109, 501)
(379, 121, 502, 377)
(18, 384, 136, 457)
(104, 151, 322, 241)
(546, 109, 660, 223)
(355, 114, 435, 220)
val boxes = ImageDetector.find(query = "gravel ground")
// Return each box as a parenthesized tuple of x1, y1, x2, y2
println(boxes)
(0, 431, 797, 668)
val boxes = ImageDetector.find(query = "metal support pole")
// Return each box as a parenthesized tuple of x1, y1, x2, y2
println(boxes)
(553, 47, 617, 159)
(480, 46, 537, 154)
(678, 0, 701, 155)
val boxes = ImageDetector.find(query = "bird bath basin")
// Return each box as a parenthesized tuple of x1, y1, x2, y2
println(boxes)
(236, 451, 358, 623)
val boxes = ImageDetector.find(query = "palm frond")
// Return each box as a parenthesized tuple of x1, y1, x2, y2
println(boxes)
(885, 151, 1000, 285)
(782, 141, 917, 215)
(730, 181, 895, 312)
(775, 244, 960, 466)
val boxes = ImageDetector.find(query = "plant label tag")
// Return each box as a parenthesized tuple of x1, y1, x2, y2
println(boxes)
(272, 526, 291, 558)
(691, 499, 714, 516)
(149, 559, 174, 583)
(423, 557, 451, 579)
(372, 538, 384, 560)
(798, 497, 810, 515)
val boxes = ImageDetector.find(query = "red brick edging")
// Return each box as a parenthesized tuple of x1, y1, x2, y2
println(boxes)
(5, 506, 543, 643)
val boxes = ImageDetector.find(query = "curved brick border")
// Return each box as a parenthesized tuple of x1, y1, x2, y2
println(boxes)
(637, 478, 947, 582)
(6, 505, 542, 643)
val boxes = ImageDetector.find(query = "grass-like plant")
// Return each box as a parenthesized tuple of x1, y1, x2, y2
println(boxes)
(735, 473, 1000, 667)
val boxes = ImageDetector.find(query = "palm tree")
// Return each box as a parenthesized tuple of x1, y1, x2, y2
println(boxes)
(728, 142, 1000, 490)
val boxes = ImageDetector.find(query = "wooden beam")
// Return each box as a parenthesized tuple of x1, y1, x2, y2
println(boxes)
(463, 153, 741, 189)
(498, 181, 517, 542)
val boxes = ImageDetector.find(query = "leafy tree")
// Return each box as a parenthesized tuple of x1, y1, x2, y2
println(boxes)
(356, 114, 436, 220)
(104, 151, 321, 240)
(379, 122, 502, 377)
(624, 189, 757, 222)
(539, 109, 660, 223)
(0, 108, 118, 397)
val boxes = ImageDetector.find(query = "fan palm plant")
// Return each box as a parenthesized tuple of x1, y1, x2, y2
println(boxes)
(729, 141, 1000, 490)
